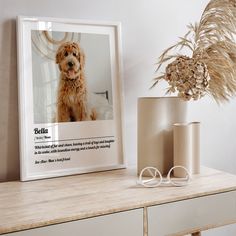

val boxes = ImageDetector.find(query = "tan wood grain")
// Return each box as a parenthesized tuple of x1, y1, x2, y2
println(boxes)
(0, 167, 236, 234)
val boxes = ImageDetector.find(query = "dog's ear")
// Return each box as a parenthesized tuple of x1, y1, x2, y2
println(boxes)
(56, 51, 61, 64)
(79, 49, 86, 69)
(56, 46, 63, 64)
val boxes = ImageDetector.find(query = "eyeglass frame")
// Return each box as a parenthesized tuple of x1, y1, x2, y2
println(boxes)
(138, 165, 191, 188)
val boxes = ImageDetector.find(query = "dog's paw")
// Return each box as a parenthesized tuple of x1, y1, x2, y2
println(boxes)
(90, 108, 97, 120)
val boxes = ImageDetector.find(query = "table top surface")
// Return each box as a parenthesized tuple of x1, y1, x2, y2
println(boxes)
(0, 167, 236, 234)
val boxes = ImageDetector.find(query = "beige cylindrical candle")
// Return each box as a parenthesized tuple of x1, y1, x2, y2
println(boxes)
(137, 97, 187, 175)
(173, 123, 192, 177)
(191, 122, 200, 174)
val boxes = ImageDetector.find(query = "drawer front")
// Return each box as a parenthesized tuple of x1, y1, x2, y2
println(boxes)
(3, 209, 143, 236)
(148, 191, 236, 236)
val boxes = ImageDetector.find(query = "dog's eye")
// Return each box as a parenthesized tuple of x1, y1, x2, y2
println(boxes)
(64, 52, 68, 57)
(73, 52, 77, 56)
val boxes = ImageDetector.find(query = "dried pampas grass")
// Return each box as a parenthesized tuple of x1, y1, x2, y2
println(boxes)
(153, 0, 236, 102)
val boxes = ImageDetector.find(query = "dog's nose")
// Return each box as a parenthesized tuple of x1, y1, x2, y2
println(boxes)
(68, 61, 74, 67)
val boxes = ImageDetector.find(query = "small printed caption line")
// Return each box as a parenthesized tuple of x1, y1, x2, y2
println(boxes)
(34, 136, 115, 144)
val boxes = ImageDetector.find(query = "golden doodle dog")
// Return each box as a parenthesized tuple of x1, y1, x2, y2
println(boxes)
(55, 41, 96, 122)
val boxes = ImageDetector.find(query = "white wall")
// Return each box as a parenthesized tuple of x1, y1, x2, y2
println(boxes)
(0, 0, 235, 235)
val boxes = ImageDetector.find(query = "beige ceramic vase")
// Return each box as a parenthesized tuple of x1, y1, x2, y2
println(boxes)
(173, 122, 200, 177)
(137, 97, 188, 175)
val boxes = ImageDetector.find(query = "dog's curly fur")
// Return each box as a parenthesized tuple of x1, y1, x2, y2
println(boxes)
(55, 41, 96, 122)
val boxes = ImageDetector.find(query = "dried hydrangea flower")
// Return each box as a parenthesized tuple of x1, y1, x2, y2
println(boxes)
(164, 56, 210, 101)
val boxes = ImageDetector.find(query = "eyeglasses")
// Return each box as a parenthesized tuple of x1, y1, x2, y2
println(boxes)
(137, 166, 191, 188)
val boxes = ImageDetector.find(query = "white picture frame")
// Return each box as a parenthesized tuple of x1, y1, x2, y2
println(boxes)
(17, 16, 126, 181)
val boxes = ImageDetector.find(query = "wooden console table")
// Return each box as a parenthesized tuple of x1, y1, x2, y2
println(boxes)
(0, 167, 236, 236)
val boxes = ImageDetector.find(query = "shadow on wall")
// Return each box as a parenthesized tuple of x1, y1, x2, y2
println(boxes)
(0, 19, 20, 182)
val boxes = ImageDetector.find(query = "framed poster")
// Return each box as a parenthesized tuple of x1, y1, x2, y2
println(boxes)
(17, 16, 125, 181)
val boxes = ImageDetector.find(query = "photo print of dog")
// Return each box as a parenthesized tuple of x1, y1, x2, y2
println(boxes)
(55, 41, 97, 122)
